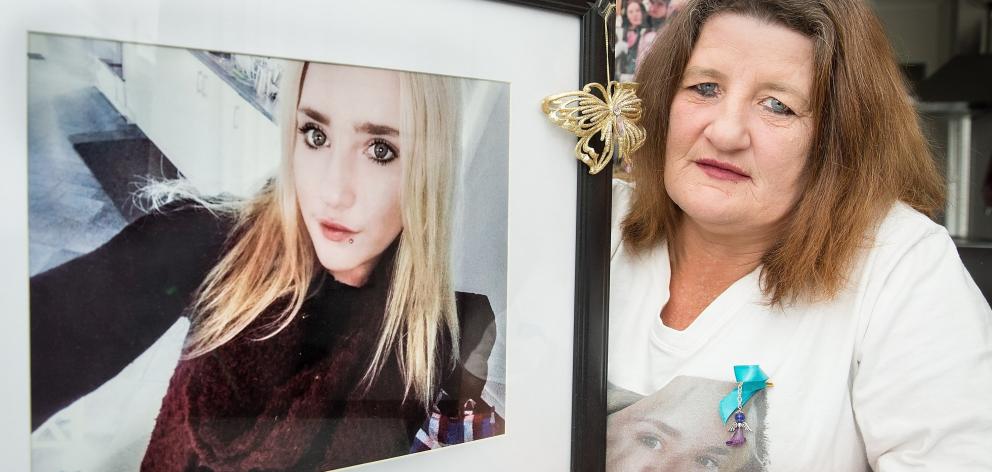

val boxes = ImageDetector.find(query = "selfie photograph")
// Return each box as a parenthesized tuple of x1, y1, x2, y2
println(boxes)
(27, 33, 509, 471)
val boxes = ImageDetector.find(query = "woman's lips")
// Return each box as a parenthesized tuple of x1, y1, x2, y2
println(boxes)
(319, 220, 357, 242)
(695, 159, 751, 182)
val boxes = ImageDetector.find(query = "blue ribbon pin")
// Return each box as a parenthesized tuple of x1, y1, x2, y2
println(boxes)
(719, 365, 772, 423)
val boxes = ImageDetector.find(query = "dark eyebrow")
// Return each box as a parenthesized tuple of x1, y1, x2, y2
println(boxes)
(635, 418, 681, 438)
(299, 107, 329, 125)
(356, 122, 399, 137)
(702, 445, 730, 457)
(760, 81, 810, 108)
(683, 66, 727, 81)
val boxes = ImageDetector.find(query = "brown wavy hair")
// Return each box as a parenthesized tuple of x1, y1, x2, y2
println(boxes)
(621, 0, 944, 305)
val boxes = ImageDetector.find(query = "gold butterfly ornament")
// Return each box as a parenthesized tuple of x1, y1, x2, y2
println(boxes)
(542, 81, 646, 174)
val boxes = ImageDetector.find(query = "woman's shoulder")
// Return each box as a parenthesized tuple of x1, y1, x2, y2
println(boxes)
(448, 292, 497, 405)
(95, 200, 241, 285)
(853, 201, 969, 303)
(869, 201, 950, 261)
(134, 198, 234, 230)
(126, 199, 237, 250)
(878, 201, 945, 237)
(849, 207, 992, 469)
(454, 292, 495, 325)
(452, 292, 497, 364)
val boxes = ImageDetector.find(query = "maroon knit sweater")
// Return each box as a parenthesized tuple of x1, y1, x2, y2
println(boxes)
(30, 206, 495, 471)
(141, 247, 431, 471)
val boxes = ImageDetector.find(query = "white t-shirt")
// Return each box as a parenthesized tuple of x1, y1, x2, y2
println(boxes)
(607, 180, 992, 471)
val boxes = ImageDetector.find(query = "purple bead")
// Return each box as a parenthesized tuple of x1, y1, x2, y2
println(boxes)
(735, 412, 746, 423)
(726, 427, 746, 447)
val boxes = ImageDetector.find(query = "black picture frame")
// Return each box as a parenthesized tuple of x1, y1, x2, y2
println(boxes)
(491, 2, 612, 471)
(14, 2, 611, 470)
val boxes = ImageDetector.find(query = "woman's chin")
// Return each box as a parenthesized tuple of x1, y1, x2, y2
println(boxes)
(315, 253, 355, 275)
(676, 199, 749, 229)
(316, 250, 379, 286)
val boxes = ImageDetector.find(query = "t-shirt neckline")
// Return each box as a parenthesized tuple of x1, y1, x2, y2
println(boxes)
(649, 241, 762, 355)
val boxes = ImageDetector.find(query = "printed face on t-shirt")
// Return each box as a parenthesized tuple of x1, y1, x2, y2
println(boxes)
(606, 376, 768, 471)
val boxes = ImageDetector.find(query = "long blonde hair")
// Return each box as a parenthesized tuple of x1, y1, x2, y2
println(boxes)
(182, 61, 460, 408)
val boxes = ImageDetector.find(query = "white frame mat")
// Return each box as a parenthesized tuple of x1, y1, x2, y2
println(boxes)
(0, 0, 580, 470)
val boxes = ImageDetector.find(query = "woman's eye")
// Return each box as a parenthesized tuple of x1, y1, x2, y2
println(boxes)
(636, 434, 663, 451)
(365, 140, 398, 164)
(691, 82, 719, 97)
(299, 124, 327, 148)
(696, 455, 720, 470)
(762, 97, 794, 115)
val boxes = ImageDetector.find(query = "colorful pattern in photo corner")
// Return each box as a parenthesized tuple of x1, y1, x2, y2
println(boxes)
(411, 393, 504, 451)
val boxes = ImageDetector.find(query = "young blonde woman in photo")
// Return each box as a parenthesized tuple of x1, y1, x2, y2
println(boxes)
(31, 61, 498, 471)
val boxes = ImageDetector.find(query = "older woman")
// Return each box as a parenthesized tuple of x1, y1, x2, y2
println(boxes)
(607, 0, 992, 470)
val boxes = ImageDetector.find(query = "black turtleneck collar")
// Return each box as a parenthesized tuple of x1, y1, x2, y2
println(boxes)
(296, 237, 400, 366)
(305, 236, 400, 299)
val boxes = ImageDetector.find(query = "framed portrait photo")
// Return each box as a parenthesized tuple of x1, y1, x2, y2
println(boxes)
(1, 0, 613, 471)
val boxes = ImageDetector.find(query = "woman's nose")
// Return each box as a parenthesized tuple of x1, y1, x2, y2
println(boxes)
(703, 98, 751, 152)
(318, 147, 356, 209)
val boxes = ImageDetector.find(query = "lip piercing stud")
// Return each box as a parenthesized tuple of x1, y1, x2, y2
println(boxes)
(348, 238, 354, 244)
